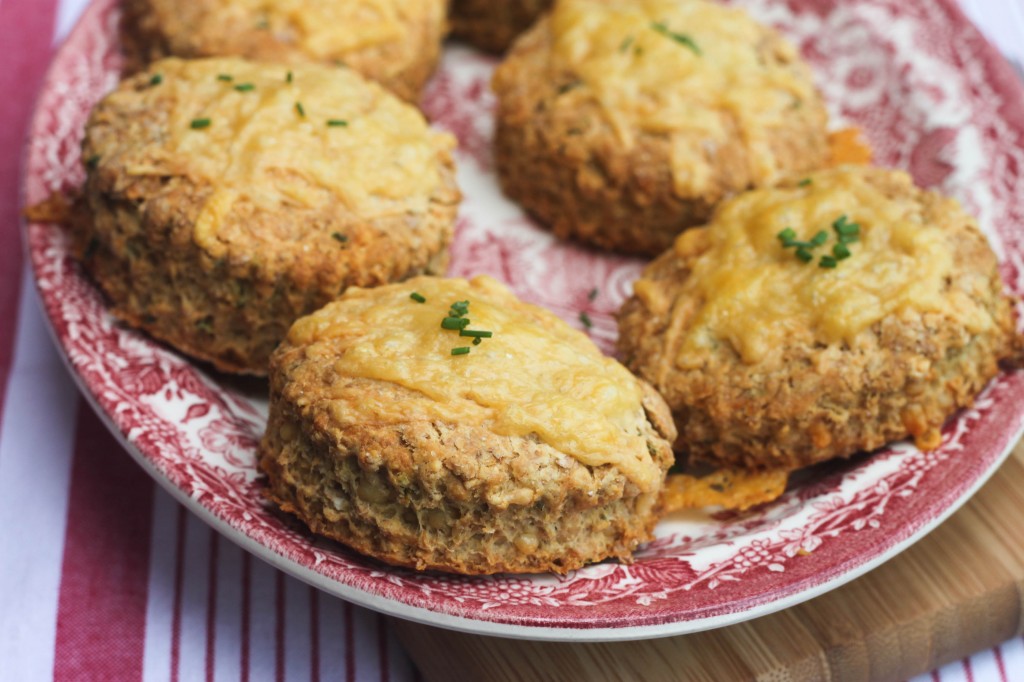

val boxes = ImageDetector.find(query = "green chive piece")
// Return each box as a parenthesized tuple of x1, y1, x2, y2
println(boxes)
(833, 243, 851, 260)
(449, 300, 470, 316)
(331, 232, 348, 243)
(149, 74, 163, 86)
(190, 118, 211, 129)
(256, 18, 269, 29)
(472, 337, 482, 346)
(441, 317, 471, 330)
(838, 233, 860, 244)
(451, 347, 471, 356)
(619, 36, 635, 53)
(85, 154, 100, 169)
(833, 214, 862, 234)
(651, 22, 701, 55)
(410, 292, 426, 303)
(327, 119, 349, 127)
(459, 329, 493, 339)
(588, 287, 599, 301)
(234, 83, 255, 92)
(798, 178, 812, 187)
(795, 247, 814, 263)
(810, 230, 829, 247)
(819, 255, 838, 269)
(286, 70, 293, 83)
(579, 311, 593, 328)
(196, 318, 214, 333)
(777, 227, 797, 246)
(217, 74, 233, 82)
(295, 102, 306, 117)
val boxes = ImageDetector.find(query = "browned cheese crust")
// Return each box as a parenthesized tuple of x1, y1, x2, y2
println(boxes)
(120, 0, 448, 102)
(618, 168, 1023, 471)
(259, 277, 676, 574)
(449, 0, 552, 53)
(76, 59, 459, 374)
(492, 1, 829, 256)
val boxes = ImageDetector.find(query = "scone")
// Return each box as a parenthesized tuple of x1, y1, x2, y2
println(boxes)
(450, 0, 551, 53)
(618, 166, 1022, 471)
(259, 275, 676, 574)
(76, 57, 459, 374)
(120, 0, 448, 102)
(492, 0, 829, 256)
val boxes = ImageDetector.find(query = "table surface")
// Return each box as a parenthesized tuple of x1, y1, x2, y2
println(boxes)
(1, 0, 1023, 680)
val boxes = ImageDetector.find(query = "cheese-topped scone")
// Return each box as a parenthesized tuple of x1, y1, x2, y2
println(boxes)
(121, 0, 448, 102)
(77, 57, 459, 374)
(493, 0, 829, 255)
(260, 275, 676, 574)
(619, 166, 1023, 470)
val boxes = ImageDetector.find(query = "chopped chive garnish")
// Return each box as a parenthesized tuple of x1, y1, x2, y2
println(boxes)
(819, 255, 838, 269)
(331, 232, 348, 243)
(588, 287, 599, 301)
(650, 22, 701, 55)
(798, 178, 812, 187)
(286, 71, 293, 83)
(838, 233, 860, 244)
(579, 311, 593, 328)
(777, 227, 797, 246)
(234, 83, 255, 92)
(810, 230, 829, 247)
(295, 102, 305, 117)
(832, 215, 861, 236)
(255, 18, 269, 29)
(833, 243, 851, 260)
(449, 300, 469, 316)
(149, 73, 163, 86)
(459, 329, 493, 338)
(472, 337, 482, 345)
(451, 347, 471, 356)
(795, 247, 814, 263)
(327, 119, 349, 127)
(190, 118, 211, 129)
(85, 154, 100, 169)
(441, 317, 471, 330)
(410, 292, 426, 303)
(217, 74, 233, 82)
(619, 36, 635, 53)
(196, 318, 214, 333)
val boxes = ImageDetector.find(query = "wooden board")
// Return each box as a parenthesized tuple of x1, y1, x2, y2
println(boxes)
(393, 440, 1024, 681)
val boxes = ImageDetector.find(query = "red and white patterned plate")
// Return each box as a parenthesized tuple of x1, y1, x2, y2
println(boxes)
(22, 0, 1024, 641)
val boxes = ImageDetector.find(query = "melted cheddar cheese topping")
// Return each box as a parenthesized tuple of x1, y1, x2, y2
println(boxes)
(178, 0, 422, 58)
(545, 0, 818, 195)
(288, 276, 662, 493)
(638, 168, 993, 366)
(115, 58, 453, 250)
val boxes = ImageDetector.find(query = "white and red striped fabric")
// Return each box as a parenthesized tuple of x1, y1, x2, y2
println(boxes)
(0, 0, 1021, 680)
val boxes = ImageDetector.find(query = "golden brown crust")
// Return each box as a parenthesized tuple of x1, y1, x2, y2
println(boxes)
(618, 169, 1023, 471)
(259, 281, 676, 575)
(120, 0, 447, 102)
(492, 10, 829, 256)
(76, 62, 459, 374)
(449, 0, 551, 53)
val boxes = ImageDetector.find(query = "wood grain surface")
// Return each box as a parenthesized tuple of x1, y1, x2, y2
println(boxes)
(393, 440, 1024, 682)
